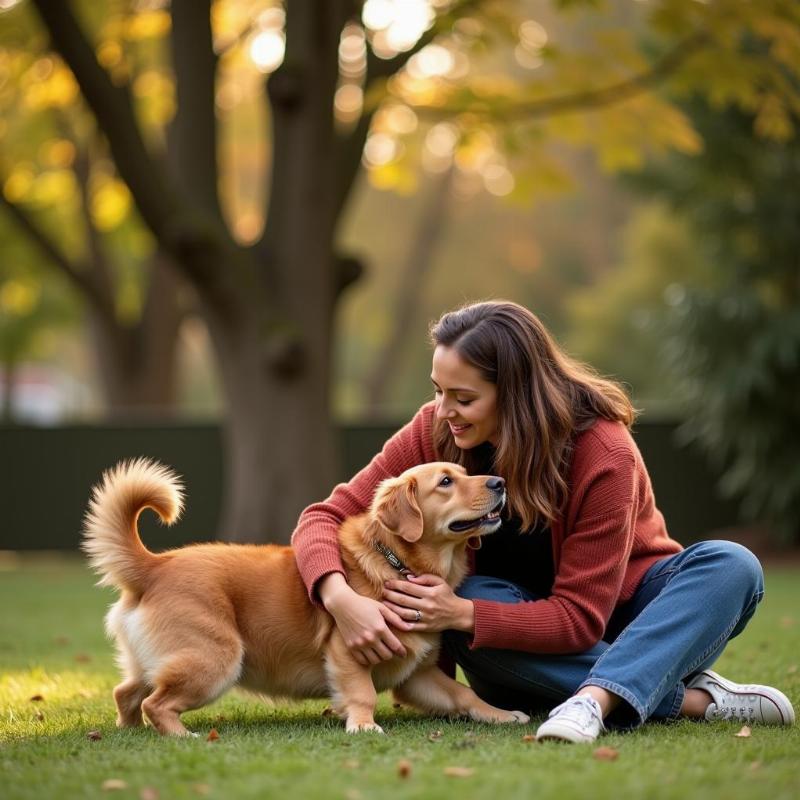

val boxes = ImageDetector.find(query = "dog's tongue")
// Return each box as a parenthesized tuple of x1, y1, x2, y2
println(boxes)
(467, 536, 482, 551)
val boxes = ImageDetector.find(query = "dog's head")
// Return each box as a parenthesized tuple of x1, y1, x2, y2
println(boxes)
(371, 462, 505, 545)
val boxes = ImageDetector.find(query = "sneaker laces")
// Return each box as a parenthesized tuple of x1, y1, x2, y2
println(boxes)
(548, 695, 606, 731)
(707, 698, 758, 722)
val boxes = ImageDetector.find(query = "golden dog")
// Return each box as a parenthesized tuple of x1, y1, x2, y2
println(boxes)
(83, 458, 529, 735)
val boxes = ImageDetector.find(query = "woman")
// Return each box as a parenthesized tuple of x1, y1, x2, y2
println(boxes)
(291, 301, 794, 742)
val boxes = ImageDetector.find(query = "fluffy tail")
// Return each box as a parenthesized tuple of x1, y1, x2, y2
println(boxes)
(82, 458, 184, 592)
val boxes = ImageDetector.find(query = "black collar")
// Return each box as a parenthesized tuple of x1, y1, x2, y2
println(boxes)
(373, 540, 413, 576)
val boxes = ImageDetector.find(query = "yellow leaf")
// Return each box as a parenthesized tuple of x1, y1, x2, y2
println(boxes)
(124, 11, 171, 41)
(91, 178, 132, 231)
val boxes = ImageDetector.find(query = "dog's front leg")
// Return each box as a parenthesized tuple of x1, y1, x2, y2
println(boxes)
(393, 666, 530, 725)
(324, 635, 383, 734)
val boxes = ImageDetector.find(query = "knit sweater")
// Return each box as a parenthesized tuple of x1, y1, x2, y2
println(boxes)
(291, 401, 683, 655)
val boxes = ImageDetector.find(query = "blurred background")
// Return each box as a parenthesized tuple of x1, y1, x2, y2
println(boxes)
(0, 0, 798, 552)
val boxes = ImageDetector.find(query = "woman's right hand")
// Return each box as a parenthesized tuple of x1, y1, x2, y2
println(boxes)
(319, 573, 412, 667)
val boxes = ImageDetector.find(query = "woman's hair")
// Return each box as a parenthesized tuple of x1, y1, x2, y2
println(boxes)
(430, 300, 636, 530)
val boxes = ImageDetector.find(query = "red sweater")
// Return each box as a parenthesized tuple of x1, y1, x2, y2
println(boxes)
(291, 402, 682, 654)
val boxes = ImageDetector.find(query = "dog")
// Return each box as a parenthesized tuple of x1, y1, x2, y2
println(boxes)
(82, 458, 530, 735)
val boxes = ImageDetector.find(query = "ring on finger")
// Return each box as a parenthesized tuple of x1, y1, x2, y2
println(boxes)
(414, 609, 422, 623)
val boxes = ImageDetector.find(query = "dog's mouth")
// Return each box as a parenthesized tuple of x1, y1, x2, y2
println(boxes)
(448, 495, 505, 534)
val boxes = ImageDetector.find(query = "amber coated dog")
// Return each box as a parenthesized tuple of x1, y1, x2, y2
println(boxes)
(82, 458, 530, 735)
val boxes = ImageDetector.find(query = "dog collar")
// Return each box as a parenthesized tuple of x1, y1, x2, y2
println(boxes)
(373, 541, 413, 576)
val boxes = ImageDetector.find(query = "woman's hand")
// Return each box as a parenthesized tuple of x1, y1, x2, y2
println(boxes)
(382, 574, 475, 633)
(319, 573, 413, 667)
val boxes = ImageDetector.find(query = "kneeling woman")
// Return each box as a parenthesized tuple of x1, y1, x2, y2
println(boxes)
(291, 301, 794, 741)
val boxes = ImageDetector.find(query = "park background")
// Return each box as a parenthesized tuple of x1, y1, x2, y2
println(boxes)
(1, 1, 798, 798)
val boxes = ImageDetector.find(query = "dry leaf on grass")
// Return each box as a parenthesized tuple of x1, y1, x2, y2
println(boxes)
(593, 746, 620, 761)
(101, 779, 128, 791)
(75, 653, 92, 663)
(735, 726, 752, 738)
(749, 760, 762, 771)
(779, 617, 794, 629)
(207, 728, 220, 742)
(521, 734, 536, 743)
(397, 759, 412, 778)
(192, 784, 211, 796)
(140, 788, 160, 800)
(345, 790, 362, 800)
(54, 635, 70, 646)
(393, 702, 403, 709)
(428, 729, 443, 741)
(321, 706, 335, 717)
(29, 694, 44, 702)
(787, 665, 798, 675)
(87, 730, 102, 741)
(34, 711, 44, 721)
(342, 759, 360, 770)
(443, 766, 474, 778)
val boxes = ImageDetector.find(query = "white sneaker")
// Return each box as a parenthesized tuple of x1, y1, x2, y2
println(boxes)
(536, 695, 606, 743)
(687, 670, 795, 725)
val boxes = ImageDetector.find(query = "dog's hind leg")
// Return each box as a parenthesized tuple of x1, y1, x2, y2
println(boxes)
(142, 648, 242, 736)
(113, 678, 150, 728)
(393, 667, 530, 725)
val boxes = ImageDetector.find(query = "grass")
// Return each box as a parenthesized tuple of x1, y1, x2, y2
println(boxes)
(1, 553, 798, 800)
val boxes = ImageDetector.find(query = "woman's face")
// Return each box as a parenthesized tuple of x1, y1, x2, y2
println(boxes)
(431, 345, 499, 448)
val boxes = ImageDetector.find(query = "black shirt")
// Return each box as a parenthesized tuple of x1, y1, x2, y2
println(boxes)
(469, 443, 555, 599)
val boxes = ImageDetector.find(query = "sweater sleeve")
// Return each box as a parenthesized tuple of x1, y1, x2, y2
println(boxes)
(291, 402, 436, 604)
(469, 446, 638, 654)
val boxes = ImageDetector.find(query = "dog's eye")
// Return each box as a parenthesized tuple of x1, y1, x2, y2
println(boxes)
(439, 476, 453, 487)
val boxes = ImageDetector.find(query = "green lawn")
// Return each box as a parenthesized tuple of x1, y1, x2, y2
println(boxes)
(1, 553, 798, 800)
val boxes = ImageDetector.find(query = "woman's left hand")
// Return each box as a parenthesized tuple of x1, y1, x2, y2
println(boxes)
(382, 574, 474, 633)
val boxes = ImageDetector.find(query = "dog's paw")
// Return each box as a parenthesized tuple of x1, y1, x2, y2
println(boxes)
(510, 710, 530, 724)
(345, 721, 385, 734)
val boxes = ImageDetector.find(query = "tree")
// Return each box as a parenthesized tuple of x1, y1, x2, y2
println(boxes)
(8, 0, 800, 541)
(640, 100, 800, 544)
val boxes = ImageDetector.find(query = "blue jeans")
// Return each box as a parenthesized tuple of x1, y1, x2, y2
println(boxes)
(443, 540, 764, 728)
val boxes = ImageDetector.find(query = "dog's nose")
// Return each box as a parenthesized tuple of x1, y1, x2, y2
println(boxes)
(486, 477, 505, 493)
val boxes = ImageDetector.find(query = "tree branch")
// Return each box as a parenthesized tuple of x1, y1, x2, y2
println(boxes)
(0, 188, 112, 320)
(410, 31, 711, 121)
(169, 0, 223, 221)
(29, 0, 180, 240)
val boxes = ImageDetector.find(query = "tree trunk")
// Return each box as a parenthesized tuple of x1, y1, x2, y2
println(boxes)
(87, 251, 184, 415)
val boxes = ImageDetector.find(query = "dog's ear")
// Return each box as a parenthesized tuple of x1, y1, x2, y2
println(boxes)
(374, 477, 423, 543)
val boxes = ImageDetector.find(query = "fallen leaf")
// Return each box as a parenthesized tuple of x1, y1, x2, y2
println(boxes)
(787, 665, 798, 675)
(78, 689, 93, 698)
(342, 759, 360, 769)
(521, 734, 536, 743)
(428, 729, 443, 741)
(393, 702, 403, 709)
(54, 635, 70, 646)
(735, 726, 752, 738)
(191, 784, 211, 796)
(779, 616, 794, 629)
(29, 694, 44, 702)
(101, 779, 128, 791)
(444, 766, 474, 778)
(593, 746, 620, 761)
(35, 710, 44, 721)
(207, 728, 220, 742)
(87, 730, 103, 741)
(321, 706, 335, 717)
(75, 653, 92, 663)
(140, 788, 160, 800)
(749, 760, 762, 771)
(345, 790, 362, 800)
(397, 759, 412, 778)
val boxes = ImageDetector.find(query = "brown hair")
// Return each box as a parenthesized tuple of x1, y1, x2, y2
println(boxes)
(430, 301, 635, 529)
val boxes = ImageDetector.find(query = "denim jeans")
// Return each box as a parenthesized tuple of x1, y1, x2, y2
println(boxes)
(443, 540, 764, 728)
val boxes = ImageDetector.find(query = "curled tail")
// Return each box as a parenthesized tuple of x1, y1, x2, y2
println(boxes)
(82, 458, 184, 592)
